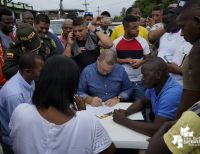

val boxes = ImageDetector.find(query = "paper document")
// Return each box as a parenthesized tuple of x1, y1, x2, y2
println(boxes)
(87, 103, 144, 120)
(86, 105, 113, 118)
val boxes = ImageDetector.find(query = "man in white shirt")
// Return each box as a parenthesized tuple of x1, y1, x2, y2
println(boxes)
(157, 7, 192, 85)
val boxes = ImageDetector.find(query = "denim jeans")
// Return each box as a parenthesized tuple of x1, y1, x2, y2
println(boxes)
(131, 81, 145, 101)
(131, 81, 147, 120)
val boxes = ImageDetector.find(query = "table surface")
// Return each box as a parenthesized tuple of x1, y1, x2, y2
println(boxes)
(99, 103, 150, 149)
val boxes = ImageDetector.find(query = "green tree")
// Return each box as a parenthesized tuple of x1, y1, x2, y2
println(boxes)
(113, 7, 126, 22)
(134, 0, 177, 17)
(120, 7, 126, 18)
(113, 16, 123, 22)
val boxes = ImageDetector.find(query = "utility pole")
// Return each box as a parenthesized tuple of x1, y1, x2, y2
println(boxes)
(4, 0, 7, 7)
(82, 0, 89, 12)
(96, 6, 101, 16)
(59, 0, 63, 18)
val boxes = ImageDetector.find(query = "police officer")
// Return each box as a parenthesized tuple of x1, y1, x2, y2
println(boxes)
(3, 23, 56, 80)
(38, 33, 57, 60)
(34, 14, 63, 54)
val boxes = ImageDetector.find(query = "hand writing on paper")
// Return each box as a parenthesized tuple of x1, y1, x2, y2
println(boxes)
(91, 97, 103, 107)
(104, 97, 119, 107)
(113, 109, 127, 125)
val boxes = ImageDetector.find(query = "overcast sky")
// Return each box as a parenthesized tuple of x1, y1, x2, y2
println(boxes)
(12, 0, 135, 16)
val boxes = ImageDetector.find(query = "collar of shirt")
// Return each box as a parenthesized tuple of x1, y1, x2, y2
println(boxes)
(16, 71, 35, 92)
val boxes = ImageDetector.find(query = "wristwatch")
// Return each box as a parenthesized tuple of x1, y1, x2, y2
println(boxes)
(94, 27, 101, 34)
(117, 95, 124, 102)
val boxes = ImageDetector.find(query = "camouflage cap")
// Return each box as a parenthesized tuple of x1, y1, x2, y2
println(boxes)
(16, 23, 41, 52)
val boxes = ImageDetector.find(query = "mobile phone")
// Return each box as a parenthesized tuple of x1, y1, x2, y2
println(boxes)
(70, 31, 74, 40)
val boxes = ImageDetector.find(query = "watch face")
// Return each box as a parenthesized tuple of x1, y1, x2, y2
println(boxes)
(94, 28, 101, 34)
(117, 96, 123, 102)
(96, 27, 101, 31)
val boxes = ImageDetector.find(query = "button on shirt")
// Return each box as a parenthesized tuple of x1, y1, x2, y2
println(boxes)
(145, 76, 182, 120)
(0, 71, 35, 147)
(77, 63, 132, 101)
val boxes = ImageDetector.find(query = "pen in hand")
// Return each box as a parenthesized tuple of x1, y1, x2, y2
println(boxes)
(96, 112, 113, 119)
(73, 101, 78, 111)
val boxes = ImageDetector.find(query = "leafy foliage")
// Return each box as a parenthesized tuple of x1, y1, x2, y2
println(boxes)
(113, 0, 177, 21)
(113, 7, 126, 22)
(134, 0, 177, 17)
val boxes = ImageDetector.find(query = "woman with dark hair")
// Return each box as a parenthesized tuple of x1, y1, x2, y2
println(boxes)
(9, 55, 115, 154)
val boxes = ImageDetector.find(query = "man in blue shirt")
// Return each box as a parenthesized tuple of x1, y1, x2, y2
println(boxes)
(77, 49, 132, 107)
(0, 53, 43, 153)
(113, 57, 182, 137)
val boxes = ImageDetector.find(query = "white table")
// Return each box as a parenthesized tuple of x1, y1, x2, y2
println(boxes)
(98, 103, 150, 149)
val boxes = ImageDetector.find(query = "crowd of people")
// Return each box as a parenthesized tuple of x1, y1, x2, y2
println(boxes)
(0, 0, 200, 153)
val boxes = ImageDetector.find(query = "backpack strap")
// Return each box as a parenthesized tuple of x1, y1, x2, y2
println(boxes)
(108, 29, 112, 37)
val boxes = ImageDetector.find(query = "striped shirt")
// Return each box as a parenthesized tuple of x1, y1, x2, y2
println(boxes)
(112, 36, 150, 81)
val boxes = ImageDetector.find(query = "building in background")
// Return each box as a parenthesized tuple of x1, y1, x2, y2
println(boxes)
(0, 0, 36, 20)
(38, 9, 84, 20)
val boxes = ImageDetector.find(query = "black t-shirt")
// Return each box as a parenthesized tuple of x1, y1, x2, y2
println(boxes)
(76, 40, 87, 53)
(73, 39, 100, 71)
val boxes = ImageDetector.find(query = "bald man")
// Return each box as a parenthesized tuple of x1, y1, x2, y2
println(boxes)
(58, 19, 73, 48)
(113, 57, 182, 137)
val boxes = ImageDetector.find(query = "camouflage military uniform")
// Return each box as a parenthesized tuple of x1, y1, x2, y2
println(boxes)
(3, 36, 57, 80)
(38, 33, 57, 60)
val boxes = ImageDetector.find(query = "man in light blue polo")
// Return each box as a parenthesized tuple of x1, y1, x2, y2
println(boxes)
(0, 53, 43, 153)
(113, 57, 182, 137)
(77, 49, 132, 107)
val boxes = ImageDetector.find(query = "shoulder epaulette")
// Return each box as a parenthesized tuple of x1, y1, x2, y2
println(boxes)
(50, 40, 56, 48)
(7, 52, 14, 60)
